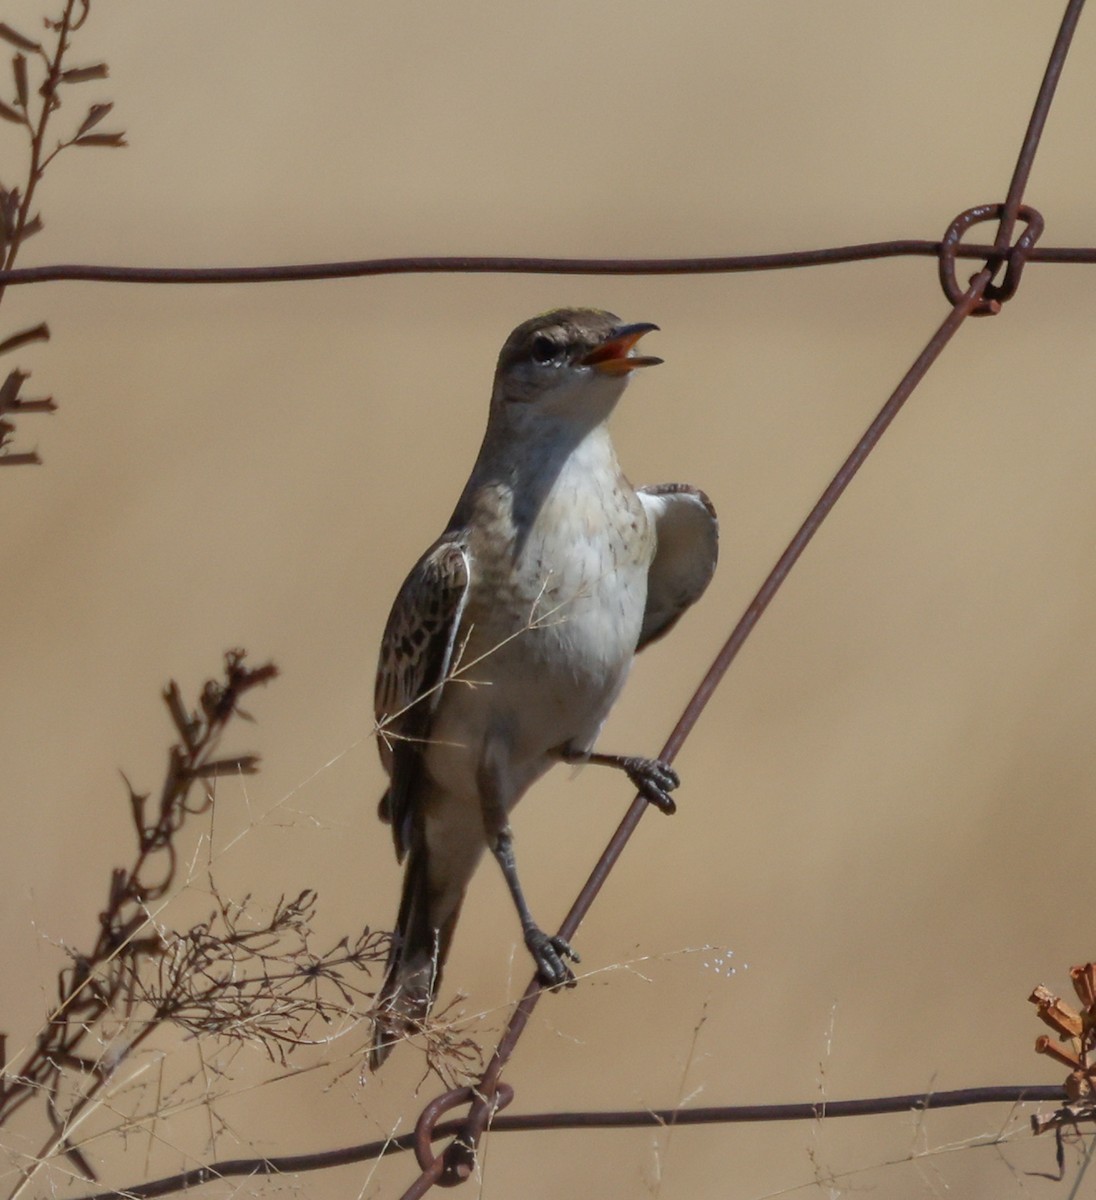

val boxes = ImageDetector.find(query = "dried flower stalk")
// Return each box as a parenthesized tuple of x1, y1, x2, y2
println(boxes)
(0, 650, 388, 1195)
(0, 1, 125, 464)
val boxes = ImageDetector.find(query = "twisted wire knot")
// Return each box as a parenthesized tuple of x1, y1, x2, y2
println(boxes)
(939, 203, 1044, 315)
(412, 1083, 515, 1185)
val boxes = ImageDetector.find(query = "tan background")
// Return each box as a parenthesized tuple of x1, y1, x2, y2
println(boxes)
(3, 2, 1096, 1196)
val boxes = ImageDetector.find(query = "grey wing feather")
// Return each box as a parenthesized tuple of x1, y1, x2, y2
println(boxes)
(374, 538, 470, 860)
(636, 484, 718, 650)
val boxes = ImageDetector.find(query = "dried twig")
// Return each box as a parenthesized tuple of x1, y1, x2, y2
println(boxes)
(0, 650, 287, 1194)
(134, 885, 384, 1062)
(0, 1, 125, 464)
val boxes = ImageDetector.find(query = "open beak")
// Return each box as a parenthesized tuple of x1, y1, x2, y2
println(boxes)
(581, 322, 662, 375)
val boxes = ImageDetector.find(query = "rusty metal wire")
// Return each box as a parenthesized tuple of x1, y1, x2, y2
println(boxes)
(433, 261, 1003, 1192)
(8, 0, 1090, 1194)
(406, 0, 1089, 1192)
(0, 239, 1095, 289)
(71, 1084, 1065, 1200)
(414, 5, 1089, 1191)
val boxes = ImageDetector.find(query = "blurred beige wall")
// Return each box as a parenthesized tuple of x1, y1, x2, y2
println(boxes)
(3, 2, 1096, 1197)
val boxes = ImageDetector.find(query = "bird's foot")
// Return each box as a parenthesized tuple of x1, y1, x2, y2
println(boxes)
(525, 926, 579, 989)
(620, 755, 680, 814)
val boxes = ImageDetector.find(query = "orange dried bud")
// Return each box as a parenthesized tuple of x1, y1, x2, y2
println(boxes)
(1071, 964, 1096, 1010)
(1030, 985, 1084, 1037)
(1036, 1034, 1082, 1069)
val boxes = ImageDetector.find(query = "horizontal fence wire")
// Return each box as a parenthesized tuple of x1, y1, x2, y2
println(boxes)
(0, 240, 1095, 288)
(70, 1085, 1067, 1200)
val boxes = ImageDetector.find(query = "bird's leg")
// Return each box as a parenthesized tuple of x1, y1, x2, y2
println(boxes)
(491, 830, 579, 989)
(559, 746, 680, 815)
(478, 737, 579, 989)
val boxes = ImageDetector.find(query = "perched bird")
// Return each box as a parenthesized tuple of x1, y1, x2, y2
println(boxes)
(369, 308, 717, 1068)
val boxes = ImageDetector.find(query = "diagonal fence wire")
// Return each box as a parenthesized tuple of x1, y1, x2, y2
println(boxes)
(412, 1, 1087, 1192)
(5, 0, 1090, 1195)
(428, 267, 1000, 1200)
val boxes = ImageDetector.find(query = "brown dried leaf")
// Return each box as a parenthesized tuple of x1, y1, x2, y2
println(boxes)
(190, 756, 262, 778)
(122, 772, 148, 838)
(0, 23, 40, 53)
(60, 1135, 97, 1182)
(0, 323, 49, 357)
(60, 63, 108, 83)
(0, 369, 27, 409)
(75, 100, 111, 138)
(238, 660, 280, 691)
(0, 186, 18, 238)
(0, 98, 23, 125)
(73, 131, 126, 148)
(14, 212, 41, 242)
(162, 680, 198, 748)
(12, 53, 27, 108)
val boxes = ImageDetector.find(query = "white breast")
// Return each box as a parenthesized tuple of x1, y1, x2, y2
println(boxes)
(427, 429, 653, 805)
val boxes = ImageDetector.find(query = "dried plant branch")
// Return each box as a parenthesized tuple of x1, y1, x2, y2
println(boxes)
(132, 885, 385, 1062)
(1029, 964, 1096, 1138)
(0, 650, 282, 1195)
(0, 0, 125, 464)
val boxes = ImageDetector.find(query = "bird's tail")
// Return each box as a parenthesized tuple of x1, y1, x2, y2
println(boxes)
(369, 843, 464, 1070)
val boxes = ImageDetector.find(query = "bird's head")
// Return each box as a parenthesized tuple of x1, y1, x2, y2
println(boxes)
(489, 308, 661, 427)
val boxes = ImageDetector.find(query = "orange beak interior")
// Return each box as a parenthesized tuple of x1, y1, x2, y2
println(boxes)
(582, 323, 663, 375)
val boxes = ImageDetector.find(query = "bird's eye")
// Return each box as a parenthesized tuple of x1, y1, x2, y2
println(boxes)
(530, 335, 560, 365)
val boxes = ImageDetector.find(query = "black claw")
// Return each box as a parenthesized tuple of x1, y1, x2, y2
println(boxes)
(526, 927, 579, 989)
(623, 756, 680, 815)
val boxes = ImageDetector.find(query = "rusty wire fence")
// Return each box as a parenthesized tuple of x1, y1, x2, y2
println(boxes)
(3, 0, 1095, 1196)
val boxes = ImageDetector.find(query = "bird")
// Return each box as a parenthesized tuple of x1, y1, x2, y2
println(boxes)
(369, 308, 717, 1068)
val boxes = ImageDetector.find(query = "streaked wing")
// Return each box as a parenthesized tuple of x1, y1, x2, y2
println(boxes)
(374, 537, 470, 860)
(636, 484, 718, 650)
